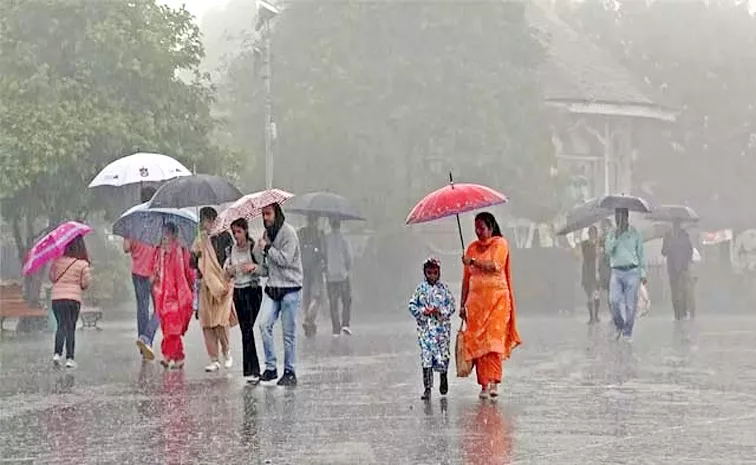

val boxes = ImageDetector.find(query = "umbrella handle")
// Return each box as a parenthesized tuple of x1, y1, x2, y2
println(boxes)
(455, 213, 465, 250)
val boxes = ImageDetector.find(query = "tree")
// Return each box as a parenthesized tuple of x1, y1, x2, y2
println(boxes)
(218, 0, 558, 226)
(0, 0, 239, 264)
(560, 0, 756, 228)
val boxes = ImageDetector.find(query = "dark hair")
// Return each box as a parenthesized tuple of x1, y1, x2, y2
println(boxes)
(230, 217, 253, 244)
(200, 207, 218, 222)
(140, 186, 157, 203)
(64, 236, 89, 262)
(474, 212, 502, 237)
(163, 222, 178, 236)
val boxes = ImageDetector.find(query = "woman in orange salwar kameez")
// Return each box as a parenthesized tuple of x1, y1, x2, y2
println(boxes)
(460, 212, 522, 399)
(152, 223, 195, 369)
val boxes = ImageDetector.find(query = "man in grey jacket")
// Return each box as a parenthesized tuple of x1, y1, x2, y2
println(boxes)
(258, 203, 303, 386)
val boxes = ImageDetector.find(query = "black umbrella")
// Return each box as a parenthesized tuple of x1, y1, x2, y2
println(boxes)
(148, 174, 243, 209)
(647, 205, 699, 223)
(598, 194, 652, 213)
(285, 192, 364, 221)
(556, 198, 613, 235)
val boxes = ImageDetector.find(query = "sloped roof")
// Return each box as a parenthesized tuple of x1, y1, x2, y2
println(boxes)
(526, 3, 676, 120)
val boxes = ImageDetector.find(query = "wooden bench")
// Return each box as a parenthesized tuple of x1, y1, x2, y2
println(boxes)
(0, 298, 47, 335)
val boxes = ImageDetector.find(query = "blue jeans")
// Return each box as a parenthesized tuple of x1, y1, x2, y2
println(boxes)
(609, 268, 641, 337)
(259, 290, 301, 373)
(133, 274, 159, 345)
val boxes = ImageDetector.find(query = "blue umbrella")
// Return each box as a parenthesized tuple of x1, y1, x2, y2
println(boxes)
(113, 202, 198, 247)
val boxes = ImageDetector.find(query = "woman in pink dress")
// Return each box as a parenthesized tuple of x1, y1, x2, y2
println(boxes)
(152, 223, 195, 369)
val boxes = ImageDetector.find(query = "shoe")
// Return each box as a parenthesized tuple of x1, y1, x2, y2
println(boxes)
(136, 339, 155, 361)
(332, 333, 340, 339)
(439, 372, 449, 396)
(65, 359, 77, 369)
(245, 375, 261, 385)
(160, 359, 170, 369)
(224, 354, 234, 369)
(173, 360, 185, 369)
(277, 370, 298, 387)
(341, 326, 352, 336)
(489, 383, 499, 398)
(52, 353, 62, 367)
(479, 385, 489, 400)
(205, 361, 221, 372)
(260, 369, 278, 382)
(420, 388, 431, 401)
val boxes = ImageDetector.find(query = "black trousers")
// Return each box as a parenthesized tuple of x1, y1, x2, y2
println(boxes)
(233, 286, 263, 377)
(327, 279, 352, 334)
(52, 299, 80, 359)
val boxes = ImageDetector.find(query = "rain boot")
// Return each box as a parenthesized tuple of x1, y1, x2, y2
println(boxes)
(439, 371, 449, 396)
(421, 368, 432, 401)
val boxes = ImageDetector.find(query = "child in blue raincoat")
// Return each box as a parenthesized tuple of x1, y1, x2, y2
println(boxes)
(408, 257, 456, 400)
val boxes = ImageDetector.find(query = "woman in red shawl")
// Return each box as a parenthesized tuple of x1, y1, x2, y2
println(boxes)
(152, 223, 195, 369)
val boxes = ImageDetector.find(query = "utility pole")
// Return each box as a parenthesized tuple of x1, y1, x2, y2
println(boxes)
(263, 22, 273, 189)
(257, 1, 279, 190)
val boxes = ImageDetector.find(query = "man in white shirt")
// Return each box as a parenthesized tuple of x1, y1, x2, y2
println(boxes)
(325, 218, 353, 336)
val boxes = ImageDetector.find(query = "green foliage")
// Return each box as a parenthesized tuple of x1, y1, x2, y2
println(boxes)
(218, 0, 558, 225)
(0, 0, 242, 266)
(83, 232, 131, 306)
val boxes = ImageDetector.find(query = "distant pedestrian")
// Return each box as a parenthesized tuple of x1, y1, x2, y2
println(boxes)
(325, 218, 353, 336)
(191, 207, 237, 373)
(258, 203, 303, 386)
(408, 257, 455, 401)
(224, 218, 266, 384)
(128, 186, 160, 361)
(49, 236, 92, 369)
(152, 223, 194, 369)
(298, 214, 326, 338)
(662, 222, 694, 320)
(580, 226, 601, 324)
(605, 208, 646, 340)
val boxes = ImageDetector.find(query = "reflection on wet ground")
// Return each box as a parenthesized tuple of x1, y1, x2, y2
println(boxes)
(1, 315, 756, 464)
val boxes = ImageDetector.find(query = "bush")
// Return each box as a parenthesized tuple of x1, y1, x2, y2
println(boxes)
(83, 232, 132, 307)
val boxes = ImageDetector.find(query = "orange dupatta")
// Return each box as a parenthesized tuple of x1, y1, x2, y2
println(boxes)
(462, 236, 522, 362)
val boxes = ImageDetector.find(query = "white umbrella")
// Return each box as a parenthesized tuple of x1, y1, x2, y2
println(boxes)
(88, 152, 191, 188)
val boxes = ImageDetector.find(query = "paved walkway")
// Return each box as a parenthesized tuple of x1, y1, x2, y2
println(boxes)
(1, 314, 756, 464)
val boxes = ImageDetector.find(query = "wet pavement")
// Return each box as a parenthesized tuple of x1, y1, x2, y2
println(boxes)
(1, 313, 756, 464)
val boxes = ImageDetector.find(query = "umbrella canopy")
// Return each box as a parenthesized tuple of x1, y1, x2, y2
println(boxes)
(647, 205, 699, 223)
(88, 153, 191, 188)
(597, 194, 652, 213)
(214, 189, 295, 233)
(406, 183, 508, 225)
(556, 198, 613, 236)
(113, 202, 198, 248)
(286, 192, 364, 221)
(23, 221, 93, 276)
(148, 174, 243, 209)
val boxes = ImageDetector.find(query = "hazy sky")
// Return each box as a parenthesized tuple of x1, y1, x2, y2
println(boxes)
(160, 0, 231, 21)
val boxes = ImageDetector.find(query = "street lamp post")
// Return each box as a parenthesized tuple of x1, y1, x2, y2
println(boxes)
(257, 1, 279, 190)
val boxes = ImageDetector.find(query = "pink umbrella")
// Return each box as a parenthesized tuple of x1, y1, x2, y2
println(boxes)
(23, 221, 94, 276)
(213, 189, 295, 234)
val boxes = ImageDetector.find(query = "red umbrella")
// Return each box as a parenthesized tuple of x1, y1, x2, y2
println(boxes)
(406, 173, 508, 248)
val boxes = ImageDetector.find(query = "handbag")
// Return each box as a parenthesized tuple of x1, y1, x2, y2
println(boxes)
(455, 320, 473, 378)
